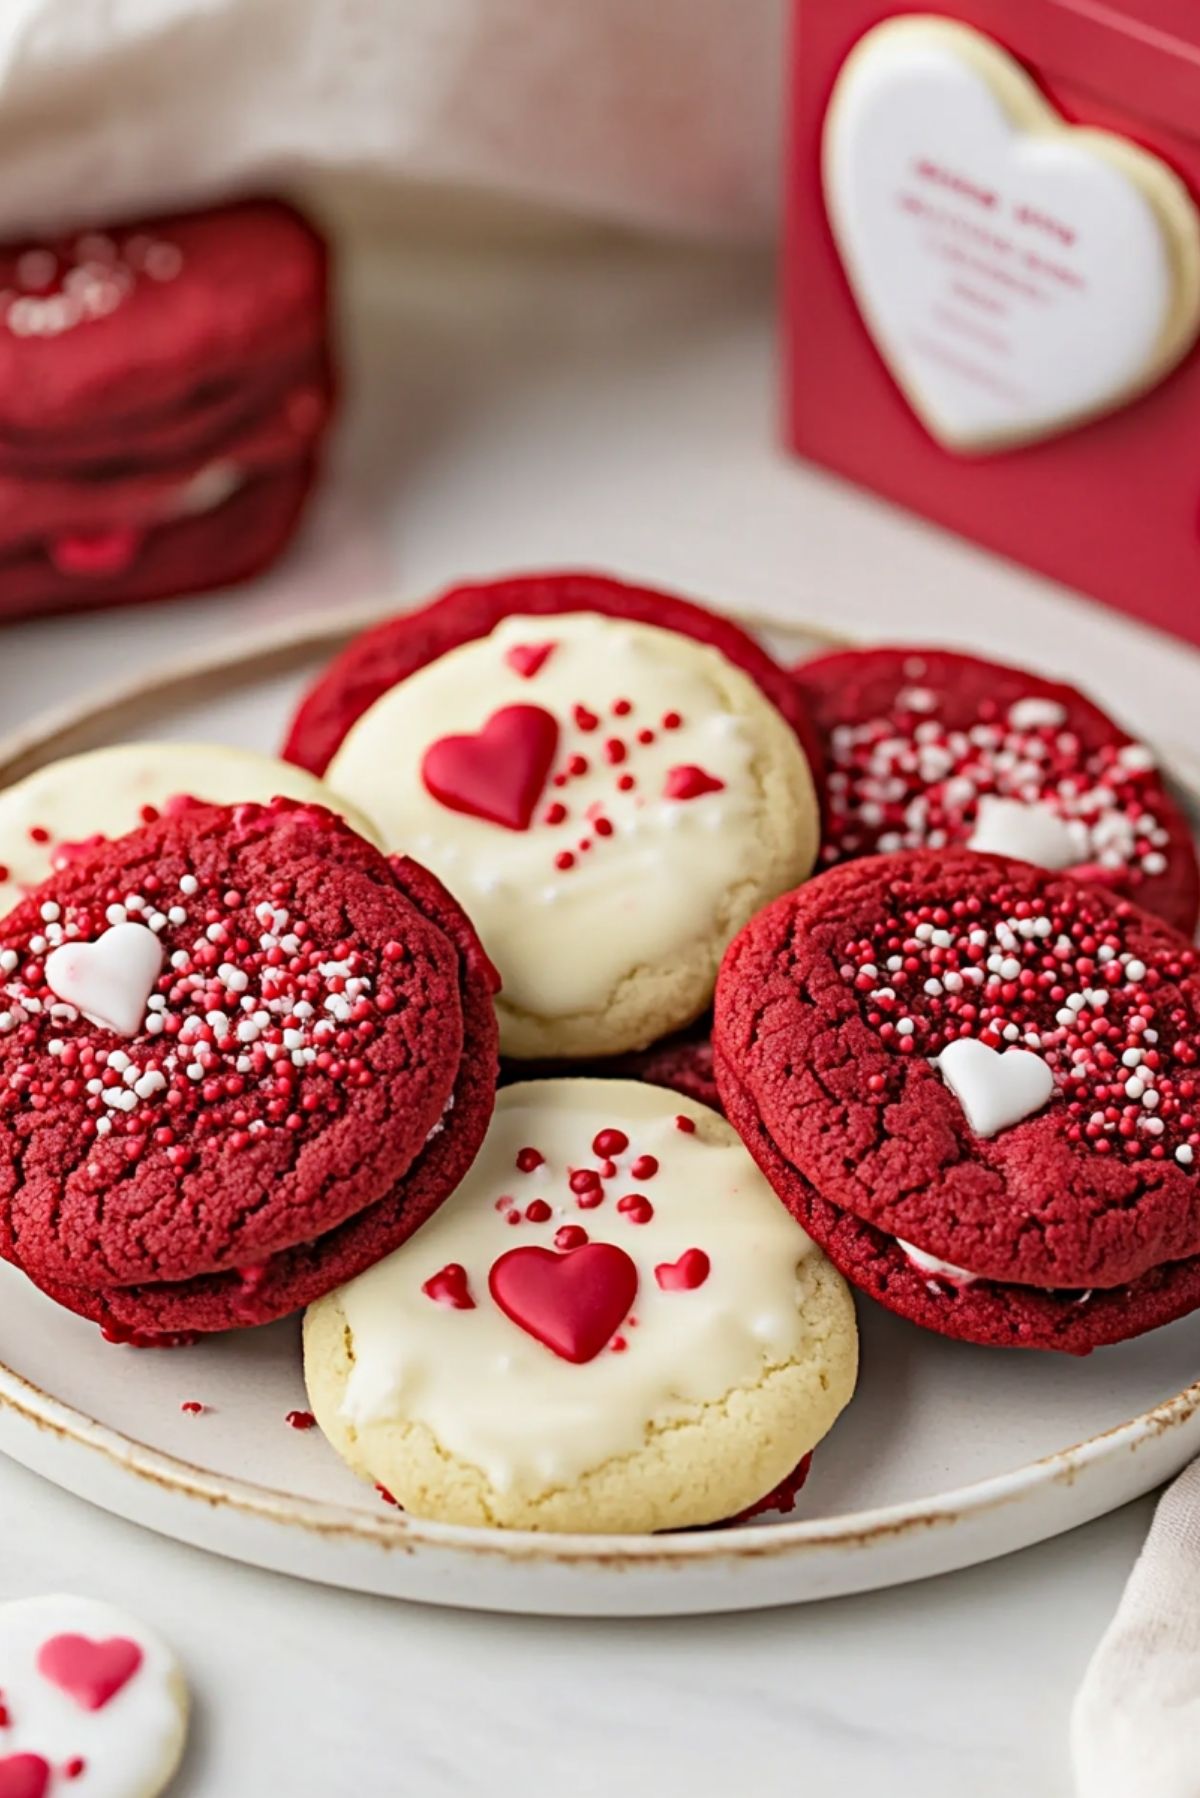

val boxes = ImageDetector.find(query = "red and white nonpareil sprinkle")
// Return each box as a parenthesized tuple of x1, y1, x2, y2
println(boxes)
(838, 884, 1200, 1165)
(821, 683, 1170, 888)
(0, 869, 400, 1168)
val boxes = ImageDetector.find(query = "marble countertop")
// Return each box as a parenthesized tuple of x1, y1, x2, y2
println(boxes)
(2, 217, 1194, 1795)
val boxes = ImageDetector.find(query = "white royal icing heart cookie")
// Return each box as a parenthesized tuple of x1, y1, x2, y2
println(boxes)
(0, 1596, 187, 1798)
(822, 15, 1200, 451)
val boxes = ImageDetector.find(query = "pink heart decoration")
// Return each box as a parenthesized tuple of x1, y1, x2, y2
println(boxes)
(0, 1756, 50, 1798)
(43, 921, 163, 1037)
(422, 705, 560, 831)
(489, 1243, 638, 1363)
(36, 1633, 143, 1711)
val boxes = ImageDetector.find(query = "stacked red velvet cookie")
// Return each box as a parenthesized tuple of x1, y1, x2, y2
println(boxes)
(715, 849, 1200, 1353)
(0, 799, 498, 1337)
(0, 200, 332, 619)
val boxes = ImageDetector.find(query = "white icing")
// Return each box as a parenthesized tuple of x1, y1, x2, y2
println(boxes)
(0, 1594, 186, 1798)
(823, 17, 1200, 451)
(336, 1081, 823, 1498)
(967, 795, 1084, 868)
(167, 460, 242, 518)
(896, 1237, 980, 1287)
(45, 923, 163, 1037)
(328, 613, 796, 1022)
(0, 742, 379, 917)
(933, 1036, 1055, 1138)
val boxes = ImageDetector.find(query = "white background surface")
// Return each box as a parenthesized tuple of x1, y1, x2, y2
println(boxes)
(2, 216, 1199, 1794)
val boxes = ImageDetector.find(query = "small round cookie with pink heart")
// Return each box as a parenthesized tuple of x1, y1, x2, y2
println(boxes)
(715, 848, 1200, 1352)
(321, 596, 820, 1059)
(303, 1080, 858, 1532)
(0, 1595, 187, 1798)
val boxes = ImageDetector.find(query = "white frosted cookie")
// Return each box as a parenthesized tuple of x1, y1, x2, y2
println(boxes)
(304, 1080, 858, 1533)
(822, 15, 1200, 453)
(0, 742, 380, 916)
(0, 1595, 187, 1798)
(326, 612, 819, 1058)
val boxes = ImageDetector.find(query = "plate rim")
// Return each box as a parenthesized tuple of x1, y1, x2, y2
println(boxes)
(0, 600, 1197, 1575)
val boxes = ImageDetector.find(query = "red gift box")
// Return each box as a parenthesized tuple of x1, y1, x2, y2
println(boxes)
(785, 1, 1200, 646)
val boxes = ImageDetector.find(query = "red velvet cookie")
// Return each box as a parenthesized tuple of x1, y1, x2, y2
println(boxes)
(281, 569, 825, 786)
(0, 200, 332, 619)
(718, 1051, 1200, 1353)
(0, 202, 326, 462)
(25, 858, 500, 1336)
(714, 850, 1200, 1297)
(794, 646, 1198, 934)
(0, 802, 497, 1323)
(0, 463, 316, 622)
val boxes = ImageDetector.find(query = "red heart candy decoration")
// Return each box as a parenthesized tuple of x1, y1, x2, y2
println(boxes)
(0, 1756, 50, 1798)
(50, 526, 143, 578)
(422, 705, 560, 831)
(504, 642, 556, 680)
(655, 1248, 711, 1291)
(36, 1634, 143, 1711)
(663, 764, 725, 802)
(489, 1243, 638, 1363)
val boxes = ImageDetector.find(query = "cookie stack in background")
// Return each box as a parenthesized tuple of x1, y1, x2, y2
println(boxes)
(0, 199, 332, 621)
(2, 568, 1199, 1534)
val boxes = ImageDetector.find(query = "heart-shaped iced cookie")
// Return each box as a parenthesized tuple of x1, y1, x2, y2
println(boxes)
(822, 16, 1200, 451)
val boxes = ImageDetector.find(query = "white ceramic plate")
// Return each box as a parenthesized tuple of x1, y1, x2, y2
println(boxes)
(0, 607, 1197, 1618)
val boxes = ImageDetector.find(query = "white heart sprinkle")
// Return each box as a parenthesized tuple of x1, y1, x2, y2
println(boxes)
(934, 1036, 1055, 1138)
(967, 796, 1082, 870)
(44, 921, 164, 1037)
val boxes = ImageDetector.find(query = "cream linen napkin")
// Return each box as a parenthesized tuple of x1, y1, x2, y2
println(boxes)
(1072, 1460, 1200, 1798)
(0, 0, 782, 239)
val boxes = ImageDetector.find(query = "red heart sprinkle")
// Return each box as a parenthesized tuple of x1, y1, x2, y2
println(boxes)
(36, 1635, 143, 1711)
(489, 1243, 638, 1363)
(422, 706, 560, 831)
(663, 765, 725, 802)
(617, 1193, 654, 1224)
(0, 1755, 50, 1798)
(504, 642, 556, 680)
(49, 527, 143, 578)
(421, 1263, 476, 1309)
(655, 1248, 711, 1291)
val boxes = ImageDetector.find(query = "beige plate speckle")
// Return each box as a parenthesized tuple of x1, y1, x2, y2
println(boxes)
(0, 604, 1197, 1616)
